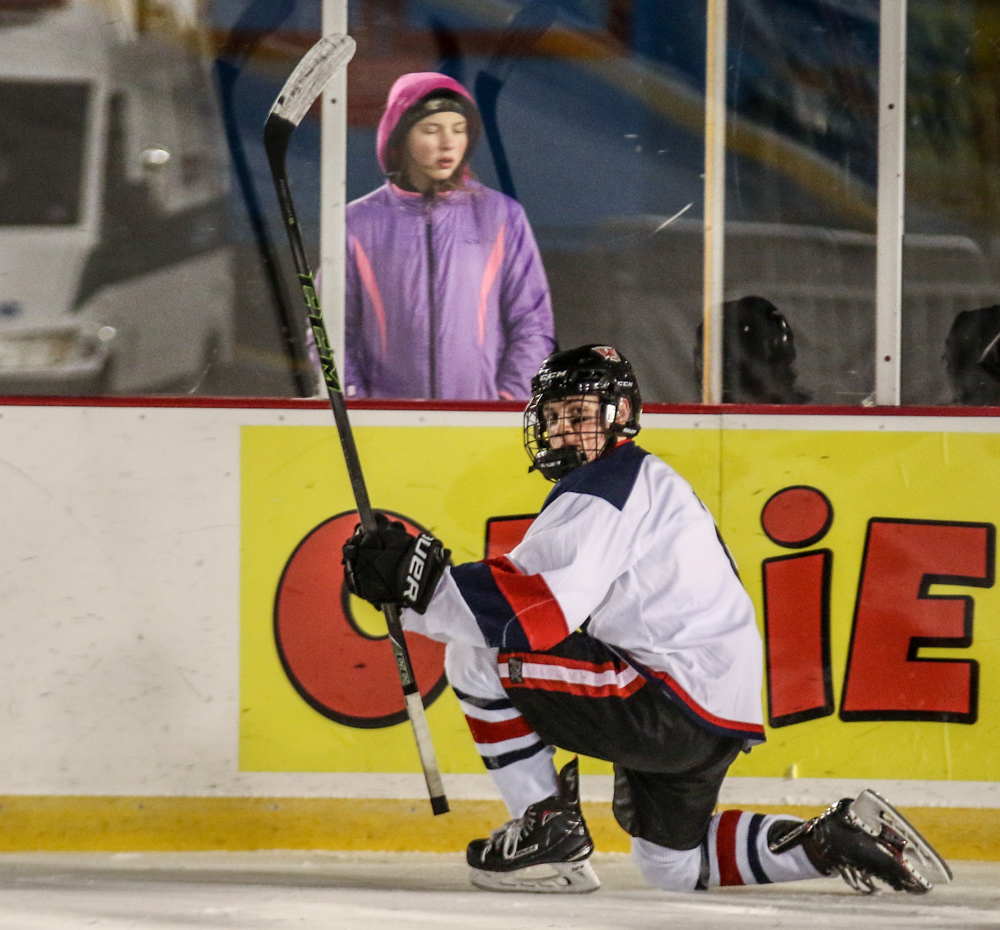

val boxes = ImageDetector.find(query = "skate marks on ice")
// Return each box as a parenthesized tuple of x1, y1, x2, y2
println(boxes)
(0, 852, 994, 929)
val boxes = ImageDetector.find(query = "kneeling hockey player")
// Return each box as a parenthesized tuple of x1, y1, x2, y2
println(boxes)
(342, 344, 952, 895)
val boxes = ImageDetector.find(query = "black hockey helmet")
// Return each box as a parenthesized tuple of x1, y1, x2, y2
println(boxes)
(524, 344, 642, 481)
(945, 305, 1000, 404)
(694, 296, 809, 403)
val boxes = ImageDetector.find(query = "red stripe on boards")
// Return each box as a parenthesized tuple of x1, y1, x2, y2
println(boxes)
(716, 809, 745, 886)
(464, 714, 535, 745)
(487, 556, 568, 651)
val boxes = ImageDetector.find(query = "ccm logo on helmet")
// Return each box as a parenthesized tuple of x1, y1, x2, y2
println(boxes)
(405, 534, 434, 601)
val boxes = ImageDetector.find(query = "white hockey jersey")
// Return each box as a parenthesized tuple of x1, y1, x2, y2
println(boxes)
(407, 441, 765, 744)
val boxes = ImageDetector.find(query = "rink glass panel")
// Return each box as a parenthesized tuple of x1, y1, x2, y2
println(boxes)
(902, 1, 1000, 406)
(3, 0, 996, 404)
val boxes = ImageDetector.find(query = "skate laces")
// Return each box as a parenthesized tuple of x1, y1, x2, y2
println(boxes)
(821, 803, 881, 894)
(486, 808, 540, 859)
(834, 862, 880, 894)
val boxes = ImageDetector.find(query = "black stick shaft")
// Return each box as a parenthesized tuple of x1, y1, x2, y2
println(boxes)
(265, 115, 448, 815)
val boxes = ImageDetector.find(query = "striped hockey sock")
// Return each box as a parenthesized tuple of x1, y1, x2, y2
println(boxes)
(452, 685, 558, 818)
(705, 810, 825, 886)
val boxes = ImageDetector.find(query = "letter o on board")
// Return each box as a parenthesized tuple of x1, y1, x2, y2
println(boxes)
(274, 511, 447, 729)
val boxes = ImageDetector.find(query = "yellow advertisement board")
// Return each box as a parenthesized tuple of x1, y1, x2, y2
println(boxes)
(241, 422, 998, 782)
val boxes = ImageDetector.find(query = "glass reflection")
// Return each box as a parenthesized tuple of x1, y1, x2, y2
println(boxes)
(1, 0, 996, 404)
(904, 0, 1000, 406)
(0, 81, 89, 226)
(344, 1, 884, 404)
(347, 0, 710, 403)
(720, 0, 880, 405)
(0, 0, 234, 394)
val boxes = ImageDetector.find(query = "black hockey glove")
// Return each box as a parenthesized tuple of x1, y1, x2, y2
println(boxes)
(342, 512, 450, 614)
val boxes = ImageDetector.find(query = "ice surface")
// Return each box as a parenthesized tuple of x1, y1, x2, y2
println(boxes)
(0, 851, 995, 929)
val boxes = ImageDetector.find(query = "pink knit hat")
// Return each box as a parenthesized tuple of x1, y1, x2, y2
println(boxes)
(376, 72, 479, 174)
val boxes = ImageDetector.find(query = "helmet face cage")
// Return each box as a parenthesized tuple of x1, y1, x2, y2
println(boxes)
(523, 346, 641, 482)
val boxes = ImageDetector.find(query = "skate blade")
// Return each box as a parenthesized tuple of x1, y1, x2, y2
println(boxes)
(849, 789, 953, 887)
(469, 859, 601, 894)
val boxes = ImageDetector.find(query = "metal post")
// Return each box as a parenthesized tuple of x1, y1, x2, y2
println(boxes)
(875, 0, 907, 406)
(321, 0, 349, 380)
(703, 0, 727, 405)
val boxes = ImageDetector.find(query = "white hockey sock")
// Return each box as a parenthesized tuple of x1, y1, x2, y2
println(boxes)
(455, 689, 558, 818)
(704, 810, 825, 886)
(631, 837, 702, 891)
(444, 641, 558, 818)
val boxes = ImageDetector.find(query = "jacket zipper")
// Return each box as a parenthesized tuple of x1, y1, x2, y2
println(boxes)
(424, 204, 437, 399)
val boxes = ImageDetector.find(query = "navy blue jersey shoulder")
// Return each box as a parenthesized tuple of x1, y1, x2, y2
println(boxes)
(542, 442, 650, 513)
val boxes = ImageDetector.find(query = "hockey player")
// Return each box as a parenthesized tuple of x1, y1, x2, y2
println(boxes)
(342, 344, 952, 895)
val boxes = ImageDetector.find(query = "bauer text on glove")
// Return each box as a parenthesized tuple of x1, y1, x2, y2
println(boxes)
(342, 513, 450, 614)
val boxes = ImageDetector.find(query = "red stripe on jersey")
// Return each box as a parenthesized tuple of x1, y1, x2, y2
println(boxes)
(498, 654, 645, 699)
(642, 665, 766, 738)
(716, 810, 745, 886)
(500, 652, 627, 675)
(486, 556, 568, 651)
(464, 714, 535, 745)
(500, 673, 645, 699)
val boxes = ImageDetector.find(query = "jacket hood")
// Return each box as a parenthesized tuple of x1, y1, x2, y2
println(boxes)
(376, 72, 478, 173)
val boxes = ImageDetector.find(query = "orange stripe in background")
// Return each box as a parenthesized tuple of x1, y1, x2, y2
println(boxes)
(352, 238, 388, 353)
(478, 224, 506, 345)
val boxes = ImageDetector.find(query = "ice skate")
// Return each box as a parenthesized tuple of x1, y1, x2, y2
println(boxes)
(467, 757, 600, 894)
(769, 788, 953, 894)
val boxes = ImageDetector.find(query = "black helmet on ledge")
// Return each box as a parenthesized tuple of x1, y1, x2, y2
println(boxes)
(524, 344, 642, 482)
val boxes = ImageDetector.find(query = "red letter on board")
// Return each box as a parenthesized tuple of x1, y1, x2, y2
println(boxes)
(275, 510, 447, 729)
(484, 515, 535, 559)
(760, 486, 835, 727)
(840, 519, 994, 724)
(762, 550, 834, 727)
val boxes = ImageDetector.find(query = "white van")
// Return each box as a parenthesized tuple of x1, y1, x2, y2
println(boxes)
(0, 0, 234, 393)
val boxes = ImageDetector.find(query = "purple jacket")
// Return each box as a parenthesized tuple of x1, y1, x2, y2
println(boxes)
(343, 72, 555, 400)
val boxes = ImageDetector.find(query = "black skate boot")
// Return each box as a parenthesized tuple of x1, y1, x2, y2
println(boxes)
(768, 789, 953, 894)
(466, 757, 600, 893)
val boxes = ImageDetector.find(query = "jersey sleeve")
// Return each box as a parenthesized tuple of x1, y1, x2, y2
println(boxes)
(448, 486, 647, 652)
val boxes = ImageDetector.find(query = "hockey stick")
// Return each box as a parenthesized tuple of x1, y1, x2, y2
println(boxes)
(214, 0, 313, 397)
(263, 33, 449, 816)
(474, 0, 559, 199)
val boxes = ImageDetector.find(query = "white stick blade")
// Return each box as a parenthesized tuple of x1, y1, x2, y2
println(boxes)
(270, 33, 357, 128)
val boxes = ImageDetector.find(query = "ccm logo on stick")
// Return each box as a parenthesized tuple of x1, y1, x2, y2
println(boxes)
(405, 534, 434, 601)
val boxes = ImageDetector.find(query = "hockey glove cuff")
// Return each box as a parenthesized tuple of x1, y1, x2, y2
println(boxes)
(342, 513, 450, 614)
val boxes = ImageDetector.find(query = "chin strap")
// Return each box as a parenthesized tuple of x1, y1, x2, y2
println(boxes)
(528, 446, 588, 481)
